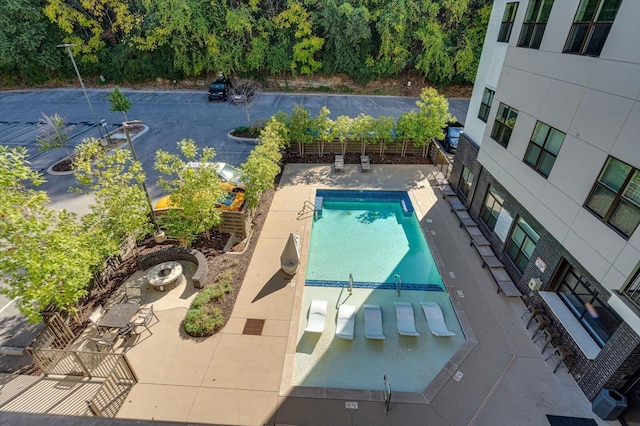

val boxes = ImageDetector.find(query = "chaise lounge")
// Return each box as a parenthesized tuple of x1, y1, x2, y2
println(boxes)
(336, 304, 356, 340)
(395, 302, 420, 336)
(420, 302, 456, 336)
(304, 299, 327, 333)
(360, 155, 371, 172)
(364, 304, 385, 340)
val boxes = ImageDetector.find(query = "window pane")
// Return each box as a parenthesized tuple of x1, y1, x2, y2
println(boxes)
(610, 201, 640, 237)
(623, 171, 640, 205)
(587, 185, 616, 217)
(538, 152, 556, 177)
(507, 108, 519, 124)
(596, 0, 622, 21)
(531, 122, 549, 145)
(600, 158, 631, 191)
(512, 227, 526, 246)
(531, 24, 547, 49)
(523, 238, 537, 258)
(501, 128, 512, 146)
(575, 0, 599, 22)
(585, 25, 611, 55)
(524, 144, 542, 167)
(482, 88, 493, 103)
(497, 103, 508, 121)
(518, 24, 534, 47)
(519, 217, 540, 242)
(545, 129, 565, 154)
(540, 0, 554, 21)
(565, 24, 588, 52)
(506, 241, 520, 261)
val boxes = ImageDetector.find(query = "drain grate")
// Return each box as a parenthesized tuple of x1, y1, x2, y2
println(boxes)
(243, 319, 265, 335)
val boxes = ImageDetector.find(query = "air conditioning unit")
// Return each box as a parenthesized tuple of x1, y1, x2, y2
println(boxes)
(528, 277, 543, 291)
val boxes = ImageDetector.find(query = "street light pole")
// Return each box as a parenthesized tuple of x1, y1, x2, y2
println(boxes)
(57, 43, 104, 139)
(122, 120, 164, 241)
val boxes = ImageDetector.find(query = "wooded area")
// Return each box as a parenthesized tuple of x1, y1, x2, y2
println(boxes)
(0, 0, 491, 86)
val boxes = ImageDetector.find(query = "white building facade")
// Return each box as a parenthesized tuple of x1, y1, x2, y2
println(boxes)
(451, 0, 640, 409)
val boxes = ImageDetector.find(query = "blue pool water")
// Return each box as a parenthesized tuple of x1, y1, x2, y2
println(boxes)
(305, 190, 444, 291)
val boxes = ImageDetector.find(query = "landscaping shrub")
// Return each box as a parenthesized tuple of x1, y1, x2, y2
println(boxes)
(183, 273, 234, 337)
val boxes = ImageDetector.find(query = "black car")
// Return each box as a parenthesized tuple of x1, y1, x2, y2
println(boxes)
(443, 122, 464, 153)
(208, 76, 231, 101)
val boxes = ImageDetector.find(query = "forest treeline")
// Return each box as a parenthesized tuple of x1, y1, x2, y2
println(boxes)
(0, 0, 491, 86)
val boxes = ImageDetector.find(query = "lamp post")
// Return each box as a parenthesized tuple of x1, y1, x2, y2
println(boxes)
(57, 43, 104, 139)
(122, 120, 165, 242)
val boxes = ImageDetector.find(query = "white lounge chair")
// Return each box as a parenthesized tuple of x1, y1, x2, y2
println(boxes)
(364, 304, 385, 340)
(420, 302, 456, 336)
(395, 302, 420, 336)
(336, 304, 355, 340)
(304, 300, 327, 333)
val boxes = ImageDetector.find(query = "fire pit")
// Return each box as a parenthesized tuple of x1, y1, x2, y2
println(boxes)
(147, 261, 183, 291)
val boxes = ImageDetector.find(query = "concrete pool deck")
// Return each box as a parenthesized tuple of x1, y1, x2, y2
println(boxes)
(0, 164, 614, 424)
(117, 163, 615, 425)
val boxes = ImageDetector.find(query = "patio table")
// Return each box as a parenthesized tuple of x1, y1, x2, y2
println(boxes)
(97, 302, 141, 330)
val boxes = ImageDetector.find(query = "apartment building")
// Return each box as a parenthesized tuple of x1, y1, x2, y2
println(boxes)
(450, 0, 640, 412)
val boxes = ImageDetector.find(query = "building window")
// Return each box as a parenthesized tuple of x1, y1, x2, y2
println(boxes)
(490, 103, 518, 148)
(523, 121, 565, 178)
(623, 267, 640, 310)
(478, 88, 495, 123)
(459, 166, 474, 200)
(557, 264, 622, 347)
(517, 0, 554, 49)
(505, 216, 539, 273)
(480, 185, 504, 231)
(564, 0, 622, 57)
(498, 2, 519, 43)
(585, 157, 640, 239)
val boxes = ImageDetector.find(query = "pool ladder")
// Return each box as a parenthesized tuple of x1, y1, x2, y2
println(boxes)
(348, 273, 354, 295)
(394, 274, 403, 297)
(298, 200, 317, 220)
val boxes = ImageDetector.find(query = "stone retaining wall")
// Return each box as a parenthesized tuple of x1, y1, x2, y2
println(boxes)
(137, 247, 208, 288)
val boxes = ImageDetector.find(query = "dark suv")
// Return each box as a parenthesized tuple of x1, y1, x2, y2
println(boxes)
(208, 76, 231, 101)
(442, 122, 464, 153)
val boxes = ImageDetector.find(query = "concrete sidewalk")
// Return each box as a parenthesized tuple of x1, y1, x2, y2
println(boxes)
(0, 164, 617, 425)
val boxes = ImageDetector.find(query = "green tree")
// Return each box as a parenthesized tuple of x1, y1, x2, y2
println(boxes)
(106, 87, 133, 121)
(240, 118, 286, 210)
(333, 115, 354, 156)
(73, 138, 153, 256)
(310, 106, 333, 157)
(413, 87, 455, 156)
(352, 113, 376, 155)
(154, 139, 225, 246)
(372, 116, 396, 158)
(0, 146, 101, 323)
(288, 104, 313, 156)
(36, 113, 74, 157)
(274, 1, 324, 75)
(44, 0, 139, 63)
(0, 0, 65, 83)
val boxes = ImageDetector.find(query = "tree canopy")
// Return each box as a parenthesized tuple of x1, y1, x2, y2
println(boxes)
(1, 0, 491, 86)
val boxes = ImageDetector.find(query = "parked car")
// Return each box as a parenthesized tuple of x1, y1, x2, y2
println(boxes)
(442, 122, 464, 153)
(185, 161, 245, 189)
(154, 183, 245, 212)
(231, 88, 255, 104)
(208, 76, 231, 101)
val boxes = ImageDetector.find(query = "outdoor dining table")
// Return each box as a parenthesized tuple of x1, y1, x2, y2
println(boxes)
(97, 302, 141, 331)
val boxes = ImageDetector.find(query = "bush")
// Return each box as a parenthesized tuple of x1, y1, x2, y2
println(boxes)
(183, 307, 223, 337)
(183, 278, 233, 337)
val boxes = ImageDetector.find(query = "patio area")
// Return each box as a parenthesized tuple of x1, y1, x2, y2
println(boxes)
(0, 164, 615, 425)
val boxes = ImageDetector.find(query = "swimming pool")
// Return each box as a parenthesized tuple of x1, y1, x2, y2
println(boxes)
(293, 190, 464, 393)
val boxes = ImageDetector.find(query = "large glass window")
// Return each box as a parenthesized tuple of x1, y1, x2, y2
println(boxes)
(498, 2, 519, 43)
(523, 121, 565, 178)
(459, 166, 474, 200)
(490, 103, 519, 148)
(564, 0, 622, 57)
(480, 185, 504, 231)
(478, 88, 495, 123)
(506, 216, 539, 273)
(557, 264, 622, 347)
(518, 0, 554, 49)
(585, 157, 640, 239)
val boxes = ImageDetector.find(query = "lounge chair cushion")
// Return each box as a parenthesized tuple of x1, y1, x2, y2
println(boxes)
(364, 304, 385, 340)
(336, 304, 356, 340)
(305, 299, 327, 333)
(395, 302, 420, 336)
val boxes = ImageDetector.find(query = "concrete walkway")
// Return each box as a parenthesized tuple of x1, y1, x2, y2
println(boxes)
(0, 164, 618, 425)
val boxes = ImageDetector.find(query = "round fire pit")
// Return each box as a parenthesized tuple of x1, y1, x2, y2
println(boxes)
(147, 261, 183, 291)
